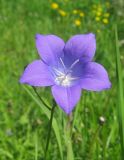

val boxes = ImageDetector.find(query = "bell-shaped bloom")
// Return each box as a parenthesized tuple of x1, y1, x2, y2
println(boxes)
(20, 33, 111, 114)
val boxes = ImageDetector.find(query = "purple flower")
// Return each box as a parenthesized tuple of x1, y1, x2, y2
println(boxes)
(20, 33, 111, 114)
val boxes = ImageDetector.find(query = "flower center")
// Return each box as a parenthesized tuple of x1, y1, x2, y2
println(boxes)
(55, 73, 72, 86)
(53, 58, 80, 87)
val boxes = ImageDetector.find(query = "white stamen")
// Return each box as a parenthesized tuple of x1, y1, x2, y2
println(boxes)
(69, 59, 79, 69)
(52, 67, 65, 76)
(53, 58, 80, 87)
(60, 57, 66, 70)
(55, 74, 71, 86)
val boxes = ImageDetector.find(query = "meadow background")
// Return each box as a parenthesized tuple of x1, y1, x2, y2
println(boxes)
(0, 0, 124, 159)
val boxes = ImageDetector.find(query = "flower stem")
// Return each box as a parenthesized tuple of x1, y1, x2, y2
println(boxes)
(32, 87, 51, 111)
(44, 99, 56, 159)
(66, 113, 74, 160)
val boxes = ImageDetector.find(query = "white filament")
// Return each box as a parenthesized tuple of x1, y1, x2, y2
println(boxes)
(53, 58, 80, 87)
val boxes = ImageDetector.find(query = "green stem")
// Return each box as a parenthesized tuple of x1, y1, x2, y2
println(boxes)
(44, 99, 56, 159)
(66, 113, 74, 160)
(32, 87, 51, 111)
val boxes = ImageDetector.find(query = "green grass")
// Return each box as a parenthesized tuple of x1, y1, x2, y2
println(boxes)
(0, 0, 124, 159)
(115, 25, 124, 159)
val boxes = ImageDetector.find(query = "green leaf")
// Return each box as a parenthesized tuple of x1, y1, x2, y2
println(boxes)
(22, 85, 63, 160)
(0, 149, 13, 159)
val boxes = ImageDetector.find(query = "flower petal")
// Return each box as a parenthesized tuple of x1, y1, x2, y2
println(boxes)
(64, 33, 96, 61)
(20, 60, 54, 86)
(52, 85, 81, 114)
(80, 62, 111, 91)
(35, 34, 65, 65)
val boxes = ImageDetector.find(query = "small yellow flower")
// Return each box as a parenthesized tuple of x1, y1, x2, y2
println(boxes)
(106, 2, 110, 8)
(59, 10, 67, 17)
(79, 12, 85, 17)
(73, 10, 78, 14)
(74, 20, 81, 26)
(103, 18, 109, 24)
(97, 7, 102, 12)
(97, 29, 101, 33)
(96, 11, 102, 16)
(51, 3, 59, 10)
(104, 13, 110, 18)
(95, 17, 100, 21)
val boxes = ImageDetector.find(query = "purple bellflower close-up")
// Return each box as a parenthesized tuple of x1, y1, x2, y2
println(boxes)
(20, 33, 111, 114)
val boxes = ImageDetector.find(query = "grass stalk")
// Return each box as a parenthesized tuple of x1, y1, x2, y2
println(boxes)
(115, 25, 124, 159)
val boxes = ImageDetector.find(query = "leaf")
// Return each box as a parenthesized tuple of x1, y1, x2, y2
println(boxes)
(22, 85, 63, 160)
(0, 149, 13, 159)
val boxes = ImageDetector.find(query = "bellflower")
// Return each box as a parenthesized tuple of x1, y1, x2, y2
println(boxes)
(20, 33, 111, 114)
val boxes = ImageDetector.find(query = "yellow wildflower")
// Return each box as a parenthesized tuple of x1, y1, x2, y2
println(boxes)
(59, 10, 67, 17)
(74, 20, 81, 26)
(103, 18, 109, 24)
(97, 29, 101, 33)
(96, 11, 102, 16)
(104, 13, 110, 18)
(95, 17, 100, 21)
(97, 6, 102, 12)
(106, 2, 110, 8)
(73, 10, 78, 14)
(51, 3, 59, 10)
(79, 12, 85, 17)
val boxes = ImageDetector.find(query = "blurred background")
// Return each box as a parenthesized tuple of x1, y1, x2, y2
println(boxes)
(0, 0, 124, 159)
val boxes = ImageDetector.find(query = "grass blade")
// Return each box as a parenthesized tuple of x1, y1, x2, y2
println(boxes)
(22, 85, 63, 160)
(115, 25, 124, 159)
